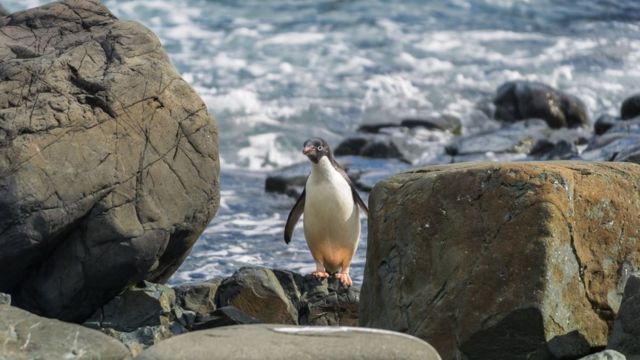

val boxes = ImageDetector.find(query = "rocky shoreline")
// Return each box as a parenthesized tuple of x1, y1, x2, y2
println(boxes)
(2, 1, 640, 360)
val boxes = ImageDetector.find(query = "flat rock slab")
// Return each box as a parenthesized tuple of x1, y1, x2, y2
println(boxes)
(134, 324, 441, 360)
(0, 0, 219, 321)
(360, 161, 640, 359)
(0, 305, 131, 359)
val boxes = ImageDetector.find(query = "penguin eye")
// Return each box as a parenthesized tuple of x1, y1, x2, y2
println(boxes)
(317, 145, 323, 151)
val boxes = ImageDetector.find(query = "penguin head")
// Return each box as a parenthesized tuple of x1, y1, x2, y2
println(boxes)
(302, 137, 331, 163)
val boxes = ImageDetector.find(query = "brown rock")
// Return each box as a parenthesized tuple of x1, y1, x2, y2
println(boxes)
(0, 0, 219, 322)
(360, 161, 640, 359)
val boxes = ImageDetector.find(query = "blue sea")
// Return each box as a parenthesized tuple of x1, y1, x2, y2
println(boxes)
(5, 0, 640, 285)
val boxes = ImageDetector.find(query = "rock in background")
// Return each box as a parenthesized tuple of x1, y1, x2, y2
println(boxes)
(0, 0, 219, 322)
(360, 161, 640, 359)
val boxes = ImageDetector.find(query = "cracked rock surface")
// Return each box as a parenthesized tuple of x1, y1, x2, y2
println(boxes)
(0, 303, 131, 359)
(0, 0, 219, 322)
(360, 161, 640, 360)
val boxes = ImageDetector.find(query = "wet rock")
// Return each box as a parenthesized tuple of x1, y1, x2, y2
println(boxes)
(84, 281, 189, 356)
(135, 324, 442, 360)
(0, 0, 220, 322)
(582, 118, 640, 162)
(216, 267, 298, 324)
(401, 115, 462, 133)
(0, 304, 130, 359)
(580, 350, 626, 360)
(361, 161, 640, 359)
(608, 274, 640, 357)
(594, 114, 619, 135)
(528, 139, 577, 160)
(621, 94, 640, 120)
(493, 81, 589, 128)
(335, 136, 405, 160)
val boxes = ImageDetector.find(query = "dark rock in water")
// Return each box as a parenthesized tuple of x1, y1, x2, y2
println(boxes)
(0, 0, 219, 322)
(608, 274, 640, 357)
(135, 324, 441, 360)
(358, 123, 399, 133)
(621, 94, 640, 120)
(191, 305, 260, 330)
(361, 139, 404, 159)
(528, 139, 577, 160)
(1, 304, 130, 359)
(334, 137, 368, 155)
(594, 114, 619, 135)
(613, 146, 640, 164)
(400, 114, 462, 133)
(84, 281, 189, 355)
(335, 136, 406, 161)
(361, 161, 640, 359)
(493, 81, 589, 128)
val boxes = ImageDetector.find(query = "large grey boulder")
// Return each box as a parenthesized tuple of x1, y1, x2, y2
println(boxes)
(360, 161, 640, 359)
(134, 324, 441, 360)
(0, 0, 219, 322)
(0, 304, 131, 359)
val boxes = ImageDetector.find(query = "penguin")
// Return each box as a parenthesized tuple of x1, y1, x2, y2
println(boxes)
(284, 137, 368, 287)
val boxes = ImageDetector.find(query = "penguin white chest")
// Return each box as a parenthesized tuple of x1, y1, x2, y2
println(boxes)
(303, 157, 360, 271)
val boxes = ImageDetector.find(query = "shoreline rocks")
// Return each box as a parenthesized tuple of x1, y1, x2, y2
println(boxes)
(360, 161, 640, 359)
(0, 0, 219, 322)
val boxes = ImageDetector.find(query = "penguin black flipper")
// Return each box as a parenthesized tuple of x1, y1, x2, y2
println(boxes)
(284, 188, 306, 244)
(333, 163, 369, 217)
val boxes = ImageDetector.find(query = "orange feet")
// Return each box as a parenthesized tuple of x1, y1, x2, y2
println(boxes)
(335, 272, 352, 287)
(312, 271, 330, 280)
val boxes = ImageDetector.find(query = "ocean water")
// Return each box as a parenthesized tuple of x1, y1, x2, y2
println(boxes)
(4, 0, 640, 285)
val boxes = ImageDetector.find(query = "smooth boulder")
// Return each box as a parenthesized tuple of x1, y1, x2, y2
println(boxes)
(0, 0, 219, 322)
(360, 161, 640, 359)
(0, 304, 131, 359)
(134, 324, 441, 360)
(621, 94, 640, 120)
(608, 274, 640, 357)
(493, 81, 589, 128)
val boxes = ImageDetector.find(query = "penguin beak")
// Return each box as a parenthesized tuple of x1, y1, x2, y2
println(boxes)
(303, 145, 315, 155)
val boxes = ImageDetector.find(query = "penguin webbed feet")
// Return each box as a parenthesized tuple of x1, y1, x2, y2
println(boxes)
(334, 272, 353, 287)
(311, 271, 330, 280)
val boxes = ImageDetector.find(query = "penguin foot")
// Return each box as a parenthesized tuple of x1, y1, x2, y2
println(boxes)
(312, 271, 330, 280)
(335, 272, 352, 287)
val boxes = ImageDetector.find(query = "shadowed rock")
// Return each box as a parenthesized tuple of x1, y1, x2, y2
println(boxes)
(0, 0, 219, 322)
(621, 94, 640, 120)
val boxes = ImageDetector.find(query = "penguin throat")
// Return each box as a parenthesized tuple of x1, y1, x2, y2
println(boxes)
(311, 156, 335, 176)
